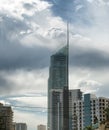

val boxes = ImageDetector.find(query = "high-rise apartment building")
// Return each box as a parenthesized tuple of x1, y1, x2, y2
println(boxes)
(0, 103, 13, 130)
(15, 123, 27, 130)
(70, 93, 109, 130)
(37, 124, 46, 130)
(48, 45, 69, 130)
(84, 94, 97, 127)
(84, 94, 109, 127)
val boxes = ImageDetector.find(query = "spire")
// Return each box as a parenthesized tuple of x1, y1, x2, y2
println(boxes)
(67, 22, 69, 49)
(67, 22, 69, 89)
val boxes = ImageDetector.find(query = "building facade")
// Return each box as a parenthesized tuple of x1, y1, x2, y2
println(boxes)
(48, 45, 69, 130)
(37, 124, 46, 130)
(69, 89, 83, 130)
(15, 123, 27, 130)
(70, 93, 109, 130)
(0, 103, 13, 130)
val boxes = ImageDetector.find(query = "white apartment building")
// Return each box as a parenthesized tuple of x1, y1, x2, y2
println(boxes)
(70, 92, 109, 130)
(72, 100, 84, 130)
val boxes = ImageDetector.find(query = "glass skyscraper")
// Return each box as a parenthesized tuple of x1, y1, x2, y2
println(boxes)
(48, 45, 69, 130)
(48, 45, 68, 90)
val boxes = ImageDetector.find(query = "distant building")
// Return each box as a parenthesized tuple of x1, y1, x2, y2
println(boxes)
(15, 123, 27, 130)
(12, 122, 16, 130)
(0, 103, 13, 130)
(37, 124, 46, 130)
(69, 89, 82, 101)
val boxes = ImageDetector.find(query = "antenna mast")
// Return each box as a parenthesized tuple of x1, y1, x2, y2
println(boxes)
(67, 22, 69, 88)
(67, 22, 69, 48)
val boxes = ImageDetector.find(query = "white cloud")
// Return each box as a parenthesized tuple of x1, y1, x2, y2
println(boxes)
(10, 96, 47, 108)
(3, 69, 48, 94)
(78, 79, 102, 94)
(0, 0, 50, 19)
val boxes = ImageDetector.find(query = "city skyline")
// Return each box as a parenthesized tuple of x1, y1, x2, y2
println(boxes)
(0, 0, 109, 130)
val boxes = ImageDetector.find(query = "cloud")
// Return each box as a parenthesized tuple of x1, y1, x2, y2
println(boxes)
(0, 69, 48, 95)
(70, 45, 109, 69)
(0, 15, 52, 70)
(0, 43, 51, 70)
(0, 0, 67, 71)
(1, 15, 109, 71)
(44, 0, 90, 24)
(77, 79, 102, 94)
(23, 3, 34, 10)
(45, 0, 109, 24)
(96, 83, 109, 97)
(45, 0, 109, 50)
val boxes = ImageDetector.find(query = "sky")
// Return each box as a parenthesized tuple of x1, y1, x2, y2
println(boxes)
(0, 0, 109, 130)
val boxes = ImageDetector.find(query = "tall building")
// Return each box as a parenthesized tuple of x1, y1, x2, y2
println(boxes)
(0, 103, 13, 130)
(37, 124, 46, 130)
(84, 94, 97, 127)
(48, 45, 69, 130)
(15, 123, 27, 130)
(48, 45, 68, 90)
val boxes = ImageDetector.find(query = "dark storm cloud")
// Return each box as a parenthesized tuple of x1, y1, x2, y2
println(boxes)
(0, 76, 8, 87)
(0, 14, 51, 70)
(44, 0, 92, 25)
(0, 11, 109, 71)
(0, 75, 12, 94)
(0, 44, 50, 70)
(70, 46, 109, 69)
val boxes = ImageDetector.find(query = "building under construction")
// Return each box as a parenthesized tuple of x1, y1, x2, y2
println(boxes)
(0, 103, 13, 130)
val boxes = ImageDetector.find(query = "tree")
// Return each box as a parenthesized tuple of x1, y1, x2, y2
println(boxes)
(84, 126, 93, 130)
(105, 108, 109, 122)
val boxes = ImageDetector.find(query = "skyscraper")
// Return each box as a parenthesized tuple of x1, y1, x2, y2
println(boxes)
(48, 23, 69, 130)
(48, 45, 68, 90)
(48, 45, 69, 130)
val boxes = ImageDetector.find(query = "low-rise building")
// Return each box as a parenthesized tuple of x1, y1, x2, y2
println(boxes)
(37, 124, 46, 130)
(15, 123, 27, 130)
